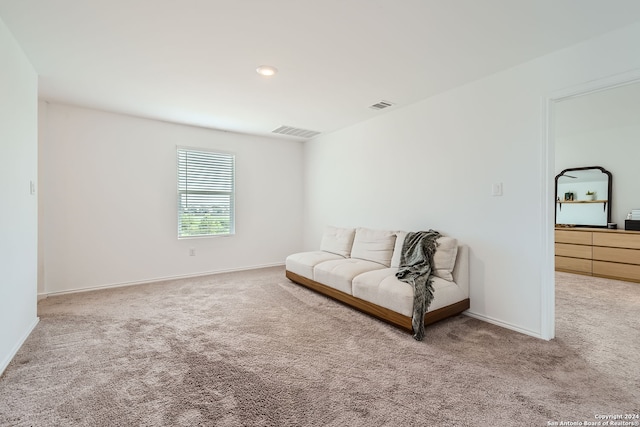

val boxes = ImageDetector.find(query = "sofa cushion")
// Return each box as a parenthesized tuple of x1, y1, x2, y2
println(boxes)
(350, 228, 397, 267)
(352, 268, 414, 317)
(433, 237, 458, 281)
(391, 232, 458, 282)
(320, 226, 356, 257)
(390, 231, 408, 268)
(352, 269, 466, 317)
(286, 251, 345, 279)
(314, 258, 385, 295)
(428, 277, 465, 311)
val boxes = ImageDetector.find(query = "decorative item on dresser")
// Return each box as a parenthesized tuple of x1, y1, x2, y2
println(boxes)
(626, 220, 640, 231)
(555, 227, 640, 283)
(626, 210, 640, 231)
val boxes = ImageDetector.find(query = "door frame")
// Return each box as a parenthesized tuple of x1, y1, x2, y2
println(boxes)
(540, 68, 640, 340)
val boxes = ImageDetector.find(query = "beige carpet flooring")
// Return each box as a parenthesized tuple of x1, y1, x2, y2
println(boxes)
(0, 267, 639, 426)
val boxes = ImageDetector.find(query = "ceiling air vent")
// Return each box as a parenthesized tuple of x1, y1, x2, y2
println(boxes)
(369, 100, 395, 110)
(272, 125, 321, 139)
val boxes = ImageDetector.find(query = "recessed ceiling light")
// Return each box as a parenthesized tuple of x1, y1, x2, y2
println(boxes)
(256, 65, 278, 77)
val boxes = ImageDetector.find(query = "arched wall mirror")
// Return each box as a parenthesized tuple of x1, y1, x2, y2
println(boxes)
(555, 166, 612, 227)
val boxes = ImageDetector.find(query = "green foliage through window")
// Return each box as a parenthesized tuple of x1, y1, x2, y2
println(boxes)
(177, 148, 235, 237)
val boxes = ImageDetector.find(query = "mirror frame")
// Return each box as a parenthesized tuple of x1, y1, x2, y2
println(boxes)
(554, 166, 612, 228)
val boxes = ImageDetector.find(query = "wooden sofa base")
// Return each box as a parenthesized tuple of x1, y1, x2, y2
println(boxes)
(285, 270, 470, 333)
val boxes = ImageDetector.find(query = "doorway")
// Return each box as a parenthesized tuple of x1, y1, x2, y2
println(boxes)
(544, 73, 640, 339)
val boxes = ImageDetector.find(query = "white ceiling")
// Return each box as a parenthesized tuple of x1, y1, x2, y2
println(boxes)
(2, 0, 640, 141)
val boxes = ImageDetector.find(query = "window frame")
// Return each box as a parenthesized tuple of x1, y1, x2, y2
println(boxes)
(176, 146, 236, 239)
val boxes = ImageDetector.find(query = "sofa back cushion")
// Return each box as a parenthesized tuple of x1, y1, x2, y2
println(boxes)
(390, 231, 408, 268)
(320, 226, 356, 257)
(391, 232, 458, 282)
(350, 228, 397, 267)
(433, 237, 458, 281)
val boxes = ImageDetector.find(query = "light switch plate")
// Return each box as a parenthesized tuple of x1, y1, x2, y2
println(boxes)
(492, 183, 503, 196)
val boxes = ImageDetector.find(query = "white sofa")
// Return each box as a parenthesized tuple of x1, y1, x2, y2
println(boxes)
(285, 226, 470, 333)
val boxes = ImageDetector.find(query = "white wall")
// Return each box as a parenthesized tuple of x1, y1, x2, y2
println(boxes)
(303, 22, 640, 338)
(0, 18, 38, 374)
(556, 123, 640, 227)
(39, 103, 304, 294)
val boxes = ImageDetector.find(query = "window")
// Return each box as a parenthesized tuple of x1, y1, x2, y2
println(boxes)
(177, 148, 235, 237)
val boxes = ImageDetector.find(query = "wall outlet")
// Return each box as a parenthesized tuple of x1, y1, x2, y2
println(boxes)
(189, 248, 196, 256)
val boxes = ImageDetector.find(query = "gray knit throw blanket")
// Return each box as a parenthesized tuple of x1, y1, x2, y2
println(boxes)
(395, 230, 441, 341)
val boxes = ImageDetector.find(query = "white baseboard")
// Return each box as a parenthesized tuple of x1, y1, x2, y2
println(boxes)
(463, 311, 545, 340)
(0, 317, 39, 377)
(42, 262, 285, 297)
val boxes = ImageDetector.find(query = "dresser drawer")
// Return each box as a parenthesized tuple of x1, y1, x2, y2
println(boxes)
(555, 256, 592, 274)
(592, 246, 640, 265)
(593, 232, 640, 249)
(555, 243, 592, 259)
(593, 260, 640, 282)
(555, 230, 592, 245)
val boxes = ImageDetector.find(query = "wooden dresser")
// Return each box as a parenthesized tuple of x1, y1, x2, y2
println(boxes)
(555, 227, 640, 283)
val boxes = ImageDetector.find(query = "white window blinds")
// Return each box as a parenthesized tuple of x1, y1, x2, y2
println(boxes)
(177, 148, 235, 237)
